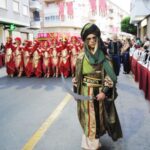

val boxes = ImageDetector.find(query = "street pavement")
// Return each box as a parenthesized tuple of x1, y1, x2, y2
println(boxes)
(0, 66, 150, 150)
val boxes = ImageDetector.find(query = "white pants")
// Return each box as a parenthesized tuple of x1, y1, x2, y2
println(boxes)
(81, 134, 101, 150)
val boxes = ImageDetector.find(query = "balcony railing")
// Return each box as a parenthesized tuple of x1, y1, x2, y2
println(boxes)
(30, 0, 42, 11)
(44, 19, 83, 28)
(89, 14, 97, 22)
(44, 0, 63, 2)
(30, 20, 41, 29)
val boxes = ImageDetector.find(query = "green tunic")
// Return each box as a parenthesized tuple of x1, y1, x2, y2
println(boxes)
(75, 52, 122, 141)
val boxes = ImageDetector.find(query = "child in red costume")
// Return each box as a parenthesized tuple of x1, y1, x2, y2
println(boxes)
(42, 41, 52, 78)
(59, 38, 71, 78)
(23, 40, 33, 77)
(32, 40, 42, 77)
(51, 39, 60, 77)
(13, 37, 24, 77)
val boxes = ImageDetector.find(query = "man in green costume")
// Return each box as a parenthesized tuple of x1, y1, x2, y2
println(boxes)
(72, 23, 122, 150)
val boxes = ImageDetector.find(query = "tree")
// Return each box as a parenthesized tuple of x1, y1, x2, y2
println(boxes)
(121, 17, 137, 35)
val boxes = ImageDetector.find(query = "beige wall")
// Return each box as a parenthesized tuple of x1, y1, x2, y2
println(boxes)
(139, 16, 150, 40)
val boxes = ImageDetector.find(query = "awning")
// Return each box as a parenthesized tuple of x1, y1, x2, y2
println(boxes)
(130, 0, 150, 24)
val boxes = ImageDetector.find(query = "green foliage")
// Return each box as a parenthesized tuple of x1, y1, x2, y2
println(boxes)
(121, 17, 137, 35)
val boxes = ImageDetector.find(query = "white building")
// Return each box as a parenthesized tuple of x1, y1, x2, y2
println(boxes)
(38, 0, 128, 40)
(130, 0, 150, 40)
(0, 0, 42, 44)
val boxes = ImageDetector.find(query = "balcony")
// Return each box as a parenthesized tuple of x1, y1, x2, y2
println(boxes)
(89, 14, 97, 22)
(108, 13, 114, 19)
(30, 0, 42, 11)
(30, 20, 41, 29)
(108, 20, 113, 26)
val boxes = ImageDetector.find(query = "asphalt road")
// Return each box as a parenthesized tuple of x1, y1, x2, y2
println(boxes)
(0, 67, 150, 150)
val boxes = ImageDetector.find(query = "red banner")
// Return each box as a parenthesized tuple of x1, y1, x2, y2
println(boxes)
(99, 0, 107, 16)
(89, 0, 97, 15)
(66, 2, 74, 18)
(58, 2, 65, 21)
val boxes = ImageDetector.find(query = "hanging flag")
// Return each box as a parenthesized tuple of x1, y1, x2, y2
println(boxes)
(99, 0, 107, 16)
(58, 2, 65, 21)
(89, 0, 97, 15)
(66, 2, 74, 19)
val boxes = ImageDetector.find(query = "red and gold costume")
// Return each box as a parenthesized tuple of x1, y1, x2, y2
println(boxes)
(32, 41, 42, 77)
(59, 40, 70, 78)
(69, 36, 79, 77)
(23, 40, 33, 77)
(51, 39, 60, 77)
(42, 41, 52, 78)
(13, 37, 24, 77)
(5, 37, 15, 77)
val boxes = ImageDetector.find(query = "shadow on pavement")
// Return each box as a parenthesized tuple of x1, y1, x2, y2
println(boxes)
(0, 75, 72, 92)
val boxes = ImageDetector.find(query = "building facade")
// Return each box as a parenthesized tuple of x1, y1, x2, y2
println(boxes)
(0, 0, 42, 44)
(30, 0, 42, 29)
(38, 0, 128, 40)
(130, 0, 150, 40)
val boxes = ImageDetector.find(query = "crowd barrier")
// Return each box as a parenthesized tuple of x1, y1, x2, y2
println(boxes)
(131, 56, 150, 101)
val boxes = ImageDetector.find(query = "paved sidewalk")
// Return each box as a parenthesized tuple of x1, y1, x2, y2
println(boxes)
(99, 68, 150, 150)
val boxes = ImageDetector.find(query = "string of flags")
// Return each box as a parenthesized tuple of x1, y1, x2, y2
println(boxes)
(56, 0, 107, 21)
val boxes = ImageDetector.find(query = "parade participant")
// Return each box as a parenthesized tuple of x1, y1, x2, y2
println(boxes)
(108, 34, 122, 76)
(77, 37, 84, 52)
(59, 38, 70, 78)
(72, 23, 122, 150)
(42, 41, 52, 78)
(5, 37, 15, 77)
(13, 37, 24, 77)
(23, 40, 33, 77)
(121, 38, 131, 74)
(51, 39, 60, 77)
(32, 40, 42, 77)
(69, 36, 79, 77)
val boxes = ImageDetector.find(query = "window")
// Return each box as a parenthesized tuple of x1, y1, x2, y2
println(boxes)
(13, 0, 19, 12)
(109, 8, 113, 14)
(0, 0, 7, 9)
(23, 5, 28, 16)
(33, 10, 40, 21)
(45, 15, 60, 22)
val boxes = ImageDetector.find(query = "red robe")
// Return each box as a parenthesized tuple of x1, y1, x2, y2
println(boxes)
(32, 47, 42, 77)
(70, 44, 79, 76)
(14, 46, 24, 76)
(42, 47, 52, 77)
(59, 44, 70, 78)
(23, 45, 33, 77)
(5, 43, 15, 76)
(51, 45, 60, 77)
